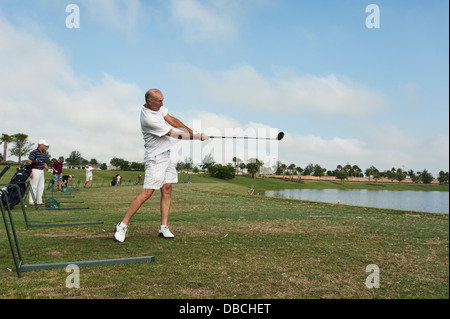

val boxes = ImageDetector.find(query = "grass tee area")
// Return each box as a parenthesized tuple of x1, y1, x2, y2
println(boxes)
(0, 169, 448, 299)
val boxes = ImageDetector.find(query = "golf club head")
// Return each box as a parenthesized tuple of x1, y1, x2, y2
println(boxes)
(277, 132, 285, 141)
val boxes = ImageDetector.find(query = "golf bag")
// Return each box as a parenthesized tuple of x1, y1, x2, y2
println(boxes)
(0, 161, 38, 210)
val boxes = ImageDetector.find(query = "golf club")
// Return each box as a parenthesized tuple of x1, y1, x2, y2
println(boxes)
(209, 132, 284, 141)
(0, 165, 10, 180)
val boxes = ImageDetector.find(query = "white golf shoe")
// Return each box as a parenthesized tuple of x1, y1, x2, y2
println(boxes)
(159, 225, 174, 239)
(114, 222, 128, 242)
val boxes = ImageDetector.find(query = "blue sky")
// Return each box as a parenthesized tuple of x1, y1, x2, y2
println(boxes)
(0, 0, 448, 175)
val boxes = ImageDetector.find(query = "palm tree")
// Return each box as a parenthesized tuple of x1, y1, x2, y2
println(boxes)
(10, 133, 33, 164)
(373, 171, 382, 185)
(288, 163, 296, 180)
(352, 165, 361, 177)
(280, 163, 287, 180)
(232, 157, 242, 175)
(365, 166, 376, 184)
(246, 162, 259, 179)
(184, 157, 193, 174)
(295, 166, 304, 183)
(418, 169, 434, 184)
(1, 134, 12, 162)
(248, 158, 264, 177)
(239, 162, 246, 175)
(396, 168, 407, 183)
(344, 164, 352, 175)
(437, 171, 449, 185)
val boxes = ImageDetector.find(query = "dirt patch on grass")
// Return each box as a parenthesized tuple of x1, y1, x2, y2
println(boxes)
(211, 218, 351, 236)
(35, 231, 112, 240)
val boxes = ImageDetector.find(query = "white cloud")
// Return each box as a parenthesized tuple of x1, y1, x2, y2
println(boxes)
(0, 15, 144, 164)
(279, 133, 370, 169)
(173, 63, 388, 116)
(170, 0, 239, 43)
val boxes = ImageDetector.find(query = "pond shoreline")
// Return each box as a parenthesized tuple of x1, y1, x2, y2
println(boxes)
(263, 188, 450, 214)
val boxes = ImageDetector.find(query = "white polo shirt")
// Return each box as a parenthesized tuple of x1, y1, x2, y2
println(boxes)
(85, 166, 94, 178)
(140, 105, 174, 160)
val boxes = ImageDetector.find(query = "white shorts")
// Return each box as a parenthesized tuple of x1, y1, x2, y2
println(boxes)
(143, 151, 178, 189)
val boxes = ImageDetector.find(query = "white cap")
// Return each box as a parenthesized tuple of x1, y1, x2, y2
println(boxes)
(38, 139, 49, 146)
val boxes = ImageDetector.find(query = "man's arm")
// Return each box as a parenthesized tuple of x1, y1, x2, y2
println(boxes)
(28, 150, 34, 165)
(164, 114, 192, 134)
(164, 114, 208, 140)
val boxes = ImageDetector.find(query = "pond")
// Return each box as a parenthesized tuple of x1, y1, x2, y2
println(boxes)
(263, 189, 449, 214)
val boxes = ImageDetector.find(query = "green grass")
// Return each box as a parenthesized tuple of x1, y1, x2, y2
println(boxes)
(0, 169, 448, 299)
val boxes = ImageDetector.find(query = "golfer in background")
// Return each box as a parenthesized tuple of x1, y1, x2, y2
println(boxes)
(52, 156, 64, 192)
(28, 139, 50, 206)
(84, 164, 97, 188)
(114, 88, 208, 242)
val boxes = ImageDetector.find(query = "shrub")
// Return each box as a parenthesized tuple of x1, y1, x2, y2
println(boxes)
(208, 164, 235, 180)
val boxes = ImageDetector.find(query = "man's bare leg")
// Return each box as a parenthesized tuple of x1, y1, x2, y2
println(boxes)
(160, 183, 172, 226)
(122, 188, 155, 225)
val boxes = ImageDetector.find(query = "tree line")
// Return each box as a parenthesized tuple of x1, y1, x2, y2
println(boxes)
(0, 133, 142, 171)
(273, 161, 448, 185)
(64, 152, 146, 171)
(2, 133, 448, 184)
(175, 156, 449, 185)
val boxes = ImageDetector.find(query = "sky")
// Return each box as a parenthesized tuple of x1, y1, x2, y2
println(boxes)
(0, 0, 448, 175)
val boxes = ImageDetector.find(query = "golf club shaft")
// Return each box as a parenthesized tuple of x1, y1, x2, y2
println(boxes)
(0, 165, 10, 180)
(209, 136, 278, 140)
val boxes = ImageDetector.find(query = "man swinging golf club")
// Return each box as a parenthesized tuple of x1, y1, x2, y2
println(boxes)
(114, 88, 208, 242)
